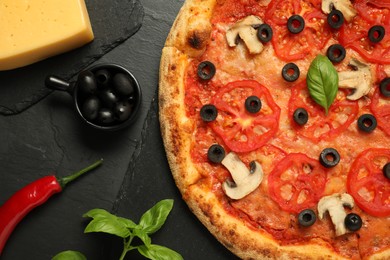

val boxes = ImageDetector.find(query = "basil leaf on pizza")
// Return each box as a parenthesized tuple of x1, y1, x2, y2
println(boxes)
(306, 55, 339, 115)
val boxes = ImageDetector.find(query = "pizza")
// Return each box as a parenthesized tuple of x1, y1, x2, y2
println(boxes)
(158, 0, 390, 259)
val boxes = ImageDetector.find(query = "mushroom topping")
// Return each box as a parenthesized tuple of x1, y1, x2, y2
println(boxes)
(226, 15, 264, 55)
(321, 0, 357, 22)
(338, 59, 373, 100)
(221, 152, 263, 200)
(317, 193, 354, 236)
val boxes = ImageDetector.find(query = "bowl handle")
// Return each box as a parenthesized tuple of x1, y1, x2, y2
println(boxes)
(45, 75, 74, 94)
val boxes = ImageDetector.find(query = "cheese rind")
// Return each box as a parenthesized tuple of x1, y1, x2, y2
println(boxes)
(0, 0, 94, 71)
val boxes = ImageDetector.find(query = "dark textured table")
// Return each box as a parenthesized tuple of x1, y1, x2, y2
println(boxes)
(0, 0, 238, 259)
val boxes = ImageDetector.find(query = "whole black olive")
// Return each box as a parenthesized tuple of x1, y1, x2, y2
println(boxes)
(81, 96, 101, 121)
(97, 108, 115, 125)
(197, 61, 216, 80)
(319, 148, 340, 168)
(293, 108, 309, 126)
(380, 77, 390, 97)
(327, 9, 344, 29)
(287, 15, 305, 34)
(245, 96, 262, 113)
(344, 213, 362, 232)
(114, 100, 133, 122)
(298, 209, 316, 227)
(357, 114, 377, 133)
(383, 163, 390, 180)
(94, 69, 111, 89)
(257, 23, 273, 43)
(326, 44, 346, 63)
(77, 70, 97, 96)
(207, 144, 225, 163)
(99, 89, 119, 108)
(200, 104, 218, 122)
(282, 63, 300, 82)
(112, 73, 135, 97)
(368, 25, 385, 43)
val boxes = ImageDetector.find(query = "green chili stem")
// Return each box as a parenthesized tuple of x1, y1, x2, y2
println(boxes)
(57, 159, 103, 188)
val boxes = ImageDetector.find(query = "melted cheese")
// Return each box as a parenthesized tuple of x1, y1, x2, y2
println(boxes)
(0, 0, 94, 71)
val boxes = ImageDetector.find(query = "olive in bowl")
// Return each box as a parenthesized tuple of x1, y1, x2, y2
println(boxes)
(45, 63, 142, 131)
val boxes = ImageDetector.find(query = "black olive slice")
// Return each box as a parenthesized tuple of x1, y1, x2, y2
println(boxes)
(298, 209, 316, 227)
(245, 96, 262, 113)
(257, 23, 273, 43)
(344, 213, 362, 232)
(383, 163, 390, 180)
(357, 114, 377, 133)
(327, 9, 344, 29)
(368, 25, 385, 43)
(207, 144, 226, 163)
(326, 44, 346, 63)
(380, 77, 390, 97)
(287, 15, 305, 34)
(197, 61, 216, 80)
(282, 63, 300, 82)
(293, 108, 309, 126)
(200, 104, 218, 122)
(319, 148, 340, 168)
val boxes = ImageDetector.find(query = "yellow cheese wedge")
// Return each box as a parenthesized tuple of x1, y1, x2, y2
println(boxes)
(0, 0, 94, 71)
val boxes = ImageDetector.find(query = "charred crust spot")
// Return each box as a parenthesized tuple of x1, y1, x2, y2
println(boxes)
(170, 64, 177, 71)
(188, 30, 208, 50)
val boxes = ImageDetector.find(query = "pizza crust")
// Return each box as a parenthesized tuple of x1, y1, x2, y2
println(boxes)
(164, 0, 216, 58)
(159, 0, 390, 259)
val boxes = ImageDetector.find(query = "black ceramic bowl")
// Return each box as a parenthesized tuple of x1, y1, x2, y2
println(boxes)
(46, 63, 142, 131)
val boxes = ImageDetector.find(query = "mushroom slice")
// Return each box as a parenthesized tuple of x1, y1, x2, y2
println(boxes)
(321, 0, 357, 22)
(226, 15, 264, 55)
(317, 193, 354, 236)
(338, 59, 373, 100)
(221, 152, 263, 200)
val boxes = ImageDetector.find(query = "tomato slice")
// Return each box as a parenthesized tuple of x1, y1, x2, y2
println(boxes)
(347, 148, 390, 217)
(268, 153, 327, 213)
(339, 0, 390, 64)
(288, 81, 359, 142)
(264, 0, 331, 61)
(371, 86, 390, 136)
(210, 80, 280, 153)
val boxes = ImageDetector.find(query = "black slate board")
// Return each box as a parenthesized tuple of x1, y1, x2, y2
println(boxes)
(0, 0, 144, 115)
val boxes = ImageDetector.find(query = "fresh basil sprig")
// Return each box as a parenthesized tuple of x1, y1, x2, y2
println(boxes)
(306, 55, 339, 114)
(52, 199, 183, 260)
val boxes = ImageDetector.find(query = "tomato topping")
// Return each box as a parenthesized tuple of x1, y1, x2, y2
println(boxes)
(366, 0, 390, 8)
(264, 0, 331, 61)
(347, 148, 390, 217)
(340, 0, 390, 64)
(288, 81, 359, 142)
(210, 80, 280, 153)
(268, 153, 327, 213)
(211, 0, 265, 23)
(371, 86, 390, 136)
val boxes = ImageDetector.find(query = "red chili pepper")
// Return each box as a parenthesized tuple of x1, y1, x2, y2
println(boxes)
(0, 159, 103, 254)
